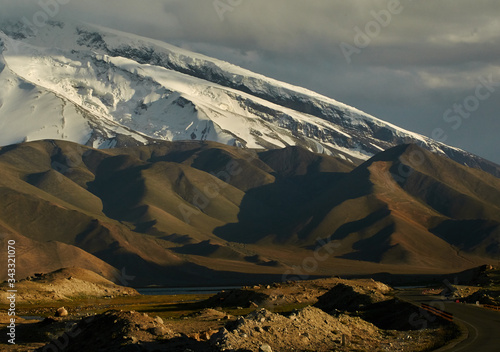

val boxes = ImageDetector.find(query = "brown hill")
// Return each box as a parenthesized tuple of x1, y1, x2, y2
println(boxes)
(0, 267, 138, 303)
(0, 140, 498, 285)
(0, 230, 119, 282)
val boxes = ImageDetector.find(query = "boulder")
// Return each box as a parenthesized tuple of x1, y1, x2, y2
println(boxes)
(55, 307, 68, 317)
(259, 343, 272, 352)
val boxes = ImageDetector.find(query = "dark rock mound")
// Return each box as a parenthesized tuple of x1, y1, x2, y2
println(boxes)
(314, 283, 388, 312)
(202, 289, 270, 308)
(361, 299, 453, 331)
(36, 310, 174, 352)
(463, 289, 500, 305)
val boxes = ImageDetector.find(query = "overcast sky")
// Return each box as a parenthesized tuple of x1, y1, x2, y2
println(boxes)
(2, 0, 499, 163)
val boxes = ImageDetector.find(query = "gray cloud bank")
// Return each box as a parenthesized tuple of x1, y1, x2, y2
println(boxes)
(1, 0, 499, 163)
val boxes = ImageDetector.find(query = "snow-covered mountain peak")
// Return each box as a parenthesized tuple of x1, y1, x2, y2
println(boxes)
(0, 20, 498, 175)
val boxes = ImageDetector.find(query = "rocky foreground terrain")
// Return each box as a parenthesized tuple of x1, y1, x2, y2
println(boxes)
(1, 269, 462, 351)
(26, 305, 447, 352)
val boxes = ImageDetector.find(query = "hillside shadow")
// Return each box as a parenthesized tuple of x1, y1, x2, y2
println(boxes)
(87, 155, 150, 222)
(213, 167, 373, 244)
(430, 219, 500, 257)
(339, 223, 396, 262)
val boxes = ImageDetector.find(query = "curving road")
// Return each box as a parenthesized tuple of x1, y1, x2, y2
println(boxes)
(397, 289, 500, 352)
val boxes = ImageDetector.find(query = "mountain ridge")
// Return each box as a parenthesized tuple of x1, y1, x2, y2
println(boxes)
(0, 139, 498, 285)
